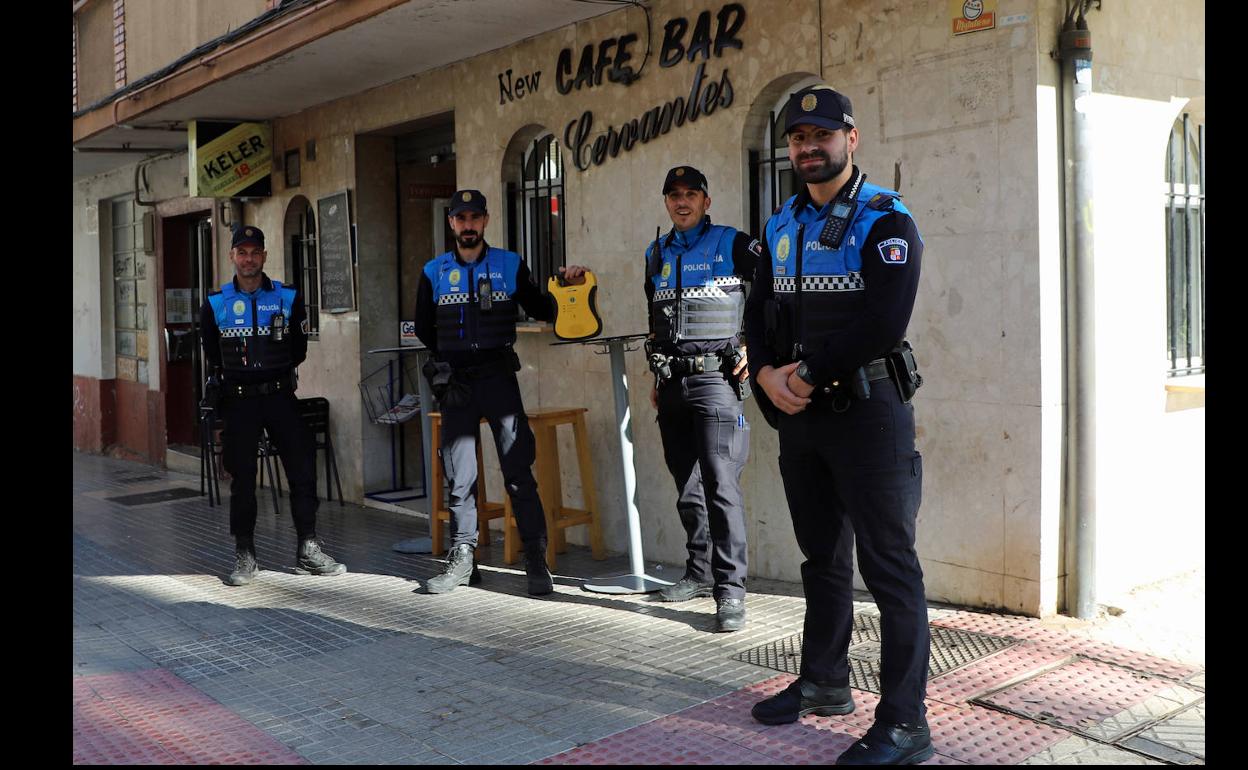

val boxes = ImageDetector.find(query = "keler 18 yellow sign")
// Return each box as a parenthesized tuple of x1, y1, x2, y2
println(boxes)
(188, 121, 273, 198)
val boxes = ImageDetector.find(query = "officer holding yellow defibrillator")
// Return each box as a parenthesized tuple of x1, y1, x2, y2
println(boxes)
(414, 189, 590, 596)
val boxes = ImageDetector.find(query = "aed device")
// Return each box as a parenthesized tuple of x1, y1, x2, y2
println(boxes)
(548, 270, 603, 341)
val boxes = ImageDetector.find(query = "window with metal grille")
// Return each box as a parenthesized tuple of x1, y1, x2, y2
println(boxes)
(1165, 114, 1204, 377)
(506, 134, 566, 299)
(286, 198, 320, 339)
(111, 196, 149, 384)
(748, 108, 800, 237)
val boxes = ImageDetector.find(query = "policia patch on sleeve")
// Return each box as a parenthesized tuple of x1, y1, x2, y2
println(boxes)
(878, 238, 909, 265)
(747, 238, 763, 258)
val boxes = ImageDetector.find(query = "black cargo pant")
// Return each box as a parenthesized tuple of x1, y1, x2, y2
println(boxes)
(440, 371, 546, 549)
(657, 371, 751, 600)
(221, 389, 318, 540)
(777, 382, 928, 725)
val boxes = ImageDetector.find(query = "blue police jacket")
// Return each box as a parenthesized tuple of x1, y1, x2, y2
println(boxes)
(758, 177, 918, 354)
(207, 276, 298, 375)
(645, 219, 746, 342)
(423, 246, 523, 352)
(758, 169, 923, 382)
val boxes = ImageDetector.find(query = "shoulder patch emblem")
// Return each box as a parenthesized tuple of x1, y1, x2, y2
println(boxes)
(232, 300, 246, 315)
(300, 318, 310, 334)
(747, 238, 763, 258)
(449, 268, 462, 285)
(661, 263, 672, 280)
(878, 238, 909, 265)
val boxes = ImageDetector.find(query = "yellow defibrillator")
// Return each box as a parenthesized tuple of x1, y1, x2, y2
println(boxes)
(548, 270, 603, 341)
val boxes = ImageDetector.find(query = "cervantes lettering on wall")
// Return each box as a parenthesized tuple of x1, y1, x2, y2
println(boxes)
(494, 2, 747, 172)
(316, 190, 356, 313)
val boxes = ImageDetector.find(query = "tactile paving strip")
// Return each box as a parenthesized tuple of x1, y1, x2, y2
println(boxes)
(733, 616, 1016, 692)
(931, 611, 1201, 682)
(925, 643, 1073, 705)
(539, 672, 1063, 765)
(74, 669, 308, 765)
(974, 657, 1200, 742)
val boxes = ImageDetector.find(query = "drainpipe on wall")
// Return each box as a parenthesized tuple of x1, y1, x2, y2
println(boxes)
(1059, 2, 1097, 619)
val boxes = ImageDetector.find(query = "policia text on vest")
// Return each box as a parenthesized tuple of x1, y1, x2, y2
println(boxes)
(742, 83, 934, 765)
(644, 164, 760, 633)
(201, 224, 347, 587)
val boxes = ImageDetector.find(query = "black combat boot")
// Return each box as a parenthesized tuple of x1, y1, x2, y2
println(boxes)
(657, 574, 714, 602)
(751, 678, 857, 724)
(225, 536, 258, 587)
(426, 543, 477, 593)
(524, 541, 554, 596)
(295, 537, 347, 576)
(835, 718, 933, 765)
(715, 597, 747, 632)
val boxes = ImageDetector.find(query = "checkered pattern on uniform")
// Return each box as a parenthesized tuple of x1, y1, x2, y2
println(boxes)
(652, 276, 743, 302)
(438, 292, 511, 305)
(772, 273, 865, 293)
(218, 327, 253, 338)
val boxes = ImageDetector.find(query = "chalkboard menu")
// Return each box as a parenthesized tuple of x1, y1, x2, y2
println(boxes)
(316, 190, 356, 312)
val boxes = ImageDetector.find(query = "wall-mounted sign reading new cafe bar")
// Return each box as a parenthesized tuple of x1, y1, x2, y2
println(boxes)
(187, 120, 273, 198)
(495, 3, 746, 172)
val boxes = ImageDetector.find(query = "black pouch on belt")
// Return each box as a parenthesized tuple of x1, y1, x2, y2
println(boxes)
(422, 359, 454, 401)
(887, 341, 923, 403)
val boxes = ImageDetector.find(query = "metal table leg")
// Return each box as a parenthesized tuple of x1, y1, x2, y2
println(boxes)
(582, 338, 672, 594)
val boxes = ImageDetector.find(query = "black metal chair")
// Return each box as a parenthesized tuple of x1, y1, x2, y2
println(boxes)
(199, 408, 282, 514)
(296, 396, 344, 504)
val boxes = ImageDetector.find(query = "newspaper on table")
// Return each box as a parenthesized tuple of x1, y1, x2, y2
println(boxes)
(376, 394, 420, 424)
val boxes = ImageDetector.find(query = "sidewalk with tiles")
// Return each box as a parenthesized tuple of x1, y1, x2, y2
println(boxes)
(73, 451, 1205, 765)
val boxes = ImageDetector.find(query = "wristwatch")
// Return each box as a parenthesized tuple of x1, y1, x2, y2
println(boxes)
(795, 361, 817, 386)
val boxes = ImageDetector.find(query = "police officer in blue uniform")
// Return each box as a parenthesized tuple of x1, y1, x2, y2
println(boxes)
(414, 190, 590, 596)
(202, 225, 346, 587)
(644, 166, 759, 632)
(743, 85, 932, 765)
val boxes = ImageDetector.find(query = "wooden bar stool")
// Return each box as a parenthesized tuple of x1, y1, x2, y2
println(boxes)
(503, 407, 606, 570)
(428, 413, 507, 556)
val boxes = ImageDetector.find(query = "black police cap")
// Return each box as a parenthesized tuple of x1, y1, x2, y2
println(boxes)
(449, 189, 488, 216)
(232, 225, 265, 250)
(784, 84, 856, 134)
(662, 166, 709, 195)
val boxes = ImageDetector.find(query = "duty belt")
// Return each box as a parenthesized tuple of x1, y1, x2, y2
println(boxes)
(456, 350, 520, 380)
(225, 374, 295, 398)
(648, 352, 725, 380)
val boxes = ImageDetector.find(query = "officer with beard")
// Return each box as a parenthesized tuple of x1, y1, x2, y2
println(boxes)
(414, 189, 590, 596)
(743, 85, 931, 765)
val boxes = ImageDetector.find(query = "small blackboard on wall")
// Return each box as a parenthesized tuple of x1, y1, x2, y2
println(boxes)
(316, 190, 356, 313)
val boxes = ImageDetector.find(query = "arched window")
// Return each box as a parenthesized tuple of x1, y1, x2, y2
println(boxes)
(506, 132, 566, 291)
(1165, 113, 1204, 377)
(746, 75, 822, 235)
(283, 196, 319, 339)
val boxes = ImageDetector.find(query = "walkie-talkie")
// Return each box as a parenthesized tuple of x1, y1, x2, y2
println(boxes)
(477, 275, 493, 311)
(817, 170, 866, 250)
